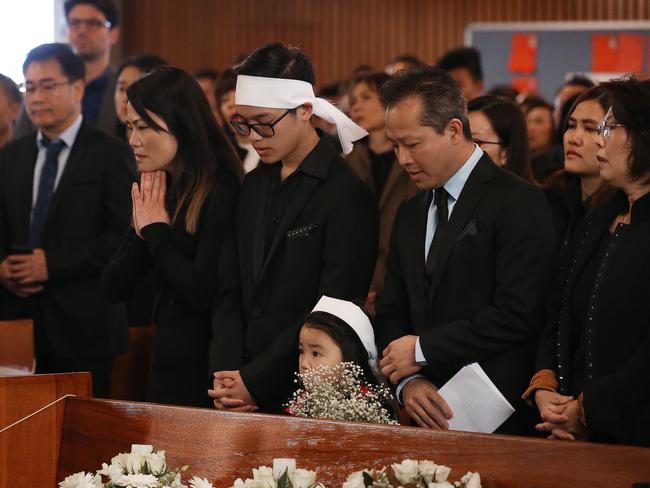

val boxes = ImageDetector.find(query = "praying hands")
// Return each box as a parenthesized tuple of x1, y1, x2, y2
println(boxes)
(534, 390, 588, 441)
(208, 370, 259, 412)
(132, 170, 170, 238)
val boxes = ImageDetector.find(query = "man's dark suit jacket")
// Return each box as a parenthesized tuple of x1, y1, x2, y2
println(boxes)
(375, 154, 556, 435)
(0, 122, 134, 359)
(209, 136, 379, 410)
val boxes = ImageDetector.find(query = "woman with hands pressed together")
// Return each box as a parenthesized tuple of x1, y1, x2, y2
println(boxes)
(526, 77, 650, 446)
(103, 66, 242, 407)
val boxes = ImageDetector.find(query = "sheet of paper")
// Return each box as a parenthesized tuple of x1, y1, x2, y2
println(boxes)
(438, 362, 514, 434)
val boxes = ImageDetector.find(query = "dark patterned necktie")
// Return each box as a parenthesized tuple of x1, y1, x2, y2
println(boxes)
(425, 187, 449, 280)
(29, 138, 66, 247)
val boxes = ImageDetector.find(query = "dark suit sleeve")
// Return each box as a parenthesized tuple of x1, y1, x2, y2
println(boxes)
(102, 229, 151, 303)
(139, 180, 239, 313)
(374, 201, 415, 351)
(419, 185, 556, 370)
(208, 222, 246, 373)
(0, 150, 7, 261)
(317, 177, 379, 299)
(239, 177, 380, 408)
(46, 141, 135, 283)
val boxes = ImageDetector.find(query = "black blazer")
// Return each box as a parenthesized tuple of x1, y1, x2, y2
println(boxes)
(209, 136, 379, 410)
(536, 191, 650, 446)
(375, 155, 556, 435)
(0, 122, 134, 357)
(103, 172, 240, 407)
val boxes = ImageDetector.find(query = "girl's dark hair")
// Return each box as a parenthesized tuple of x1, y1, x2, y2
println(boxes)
(116, 54, 167, 79)
(468, 95, 533, 183)
(599, 76, 650, 183)
(127, 66, 243, 234)
(302, 311, 380, 387)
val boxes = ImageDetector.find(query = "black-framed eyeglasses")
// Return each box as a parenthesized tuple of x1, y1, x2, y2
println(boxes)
(597, 107, 625, 141)
(68, 18, 112, 30)
(20, 80, 72, 95)
(473, 138, 504, 147)
(230, 109, 293, 138)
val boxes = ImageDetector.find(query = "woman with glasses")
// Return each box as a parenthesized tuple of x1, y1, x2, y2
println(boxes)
(526, 77, 650, 447)
(467, 95, 534, 183)
(345, 71, 417, 312)
(103, 66, 242, 407)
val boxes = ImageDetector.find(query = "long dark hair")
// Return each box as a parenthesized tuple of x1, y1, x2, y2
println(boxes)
(468, 95, 534, 183)
(127, 66, 243, 234)
(302, 311, 380, 387)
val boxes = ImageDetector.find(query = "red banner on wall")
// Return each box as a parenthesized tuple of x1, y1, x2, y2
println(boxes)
(592, 34, 643, 72)
(508, 33, 538, 74)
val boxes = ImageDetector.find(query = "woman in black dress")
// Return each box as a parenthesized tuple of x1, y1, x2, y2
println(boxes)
(103, 66, 242, 407)
(526, 77, 650, 446)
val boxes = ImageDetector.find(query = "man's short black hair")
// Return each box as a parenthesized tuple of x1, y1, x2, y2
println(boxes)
(23, 43, 86, 83)
(390, 54, 426, 67)
(64, 0, 119, 28)
(381, 66, 472, 140)
(0, 74, 22, 104)
(234, 42, 316, 86)
(436, 47, 483, 82)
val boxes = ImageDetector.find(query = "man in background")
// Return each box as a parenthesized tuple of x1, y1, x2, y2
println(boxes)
(14, 0, 120, 138)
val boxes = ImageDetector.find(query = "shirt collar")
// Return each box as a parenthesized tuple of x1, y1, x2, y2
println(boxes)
(262, 132, 334, 180)
(37, 114, 84, 150)
(439, 144, 483, 202)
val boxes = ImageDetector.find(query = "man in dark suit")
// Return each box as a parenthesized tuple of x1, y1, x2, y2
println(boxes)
(0, 43, 134, 396)
(14, 0, 119, 139)
(376, 67, 555, 435)
(208, 43, 379, 411)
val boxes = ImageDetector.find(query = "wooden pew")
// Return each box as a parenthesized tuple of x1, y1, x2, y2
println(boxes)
(0, 373, 92, 488)
(0, 319, 35, 374)
(56, 398, 650, 488)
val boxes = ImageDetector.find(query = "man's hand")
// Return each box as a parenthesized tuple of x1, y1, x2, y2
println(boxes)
(402, 378, 453, 429)
(0, 257, 44, 297)
(380, 335, 422, 384)
(7, 249, 48, 284)
(208, 370, 258, 412)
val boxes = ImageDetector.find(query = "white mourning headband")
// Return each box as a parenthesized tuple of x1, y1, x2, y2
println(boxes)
(235, 75, 368, 154)
(311, 296, 378, 362)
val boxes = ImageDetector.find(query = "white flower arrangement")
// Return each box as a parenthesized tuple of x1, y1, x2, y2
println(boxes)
(229, 458, 323, 488)
(285, 362, 398, 425)
(342, 459, 481, 488)
(58, 444, 192, 488)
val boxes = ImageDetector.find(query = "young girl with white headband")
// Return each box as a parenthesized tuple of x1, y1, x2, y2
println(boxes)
(298, 295, 382, 384)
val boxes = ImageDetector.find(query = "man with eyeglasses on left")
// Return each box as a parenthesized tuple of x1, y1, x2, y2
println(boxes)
(14, 0, 120, 139)
(0, 43, 134, 397)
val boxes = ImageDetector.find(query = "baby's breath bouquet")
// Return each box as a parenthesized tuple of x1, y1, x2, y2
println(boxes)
(341, 460, 481, 488)
(285, 362, 398, 425)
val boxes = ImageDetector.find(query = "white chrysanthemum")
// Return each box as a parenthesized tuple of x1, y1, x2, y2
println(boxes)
(434, 465, 451, 483)
(112, 473, 158, 487)
(391, 460, 419, 485)
(342, 470, 366, 488)
(290, 468, 316, 488)
(59, 471, 103, 488)
(189, 476, 214, 488)
(459, 472, 481, 488)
